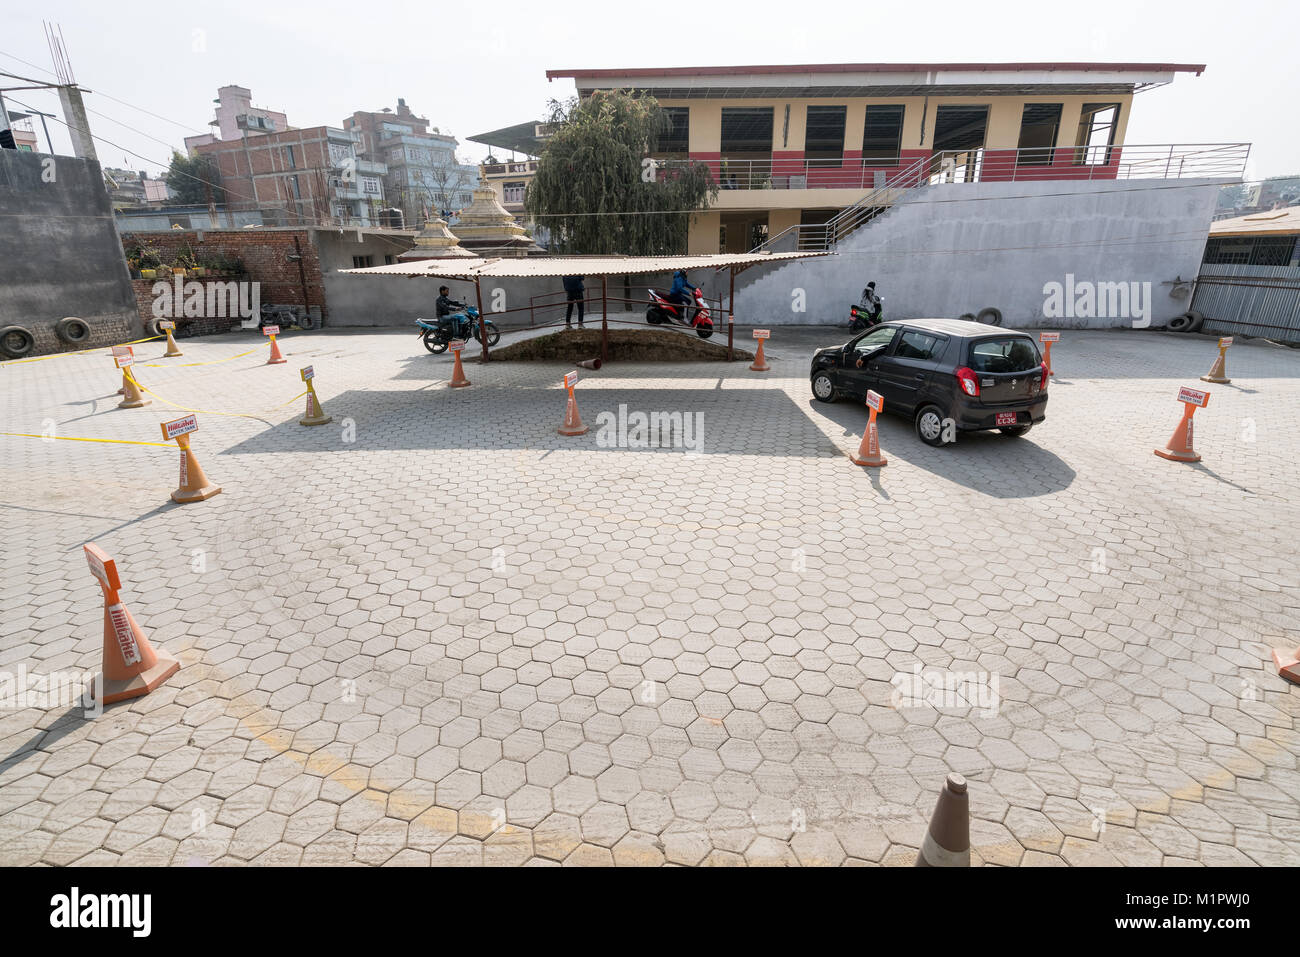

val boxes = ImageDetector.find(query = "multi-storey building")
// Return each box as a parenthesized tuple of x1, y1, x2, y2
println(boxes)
(344, 98, 478, 227)
(546, 61, 1231, 253)
(184, 85, 290, 153)
(195, 126, 387, 227)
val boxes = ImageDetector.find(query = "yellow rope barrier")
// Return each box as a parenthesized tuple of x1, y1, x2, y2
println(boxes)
(0, 335, 166, 367)
(0, 431, 172, 448)
(123, 369, 308, 419)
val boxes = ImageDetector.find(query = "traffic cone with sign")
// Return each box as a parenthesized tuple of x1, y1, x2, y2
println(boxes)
(1040, 331, 1060, 376)
(116, 356, 151, 409)
(851, 391, 888, 467)
(1154, 386, 1209, 463)
(915, 773, 971, 867)
(161, 415, 221, 502)
(111, 346, 134, 397)
(299, 366, 332, 426)
(750, 329, 771, 372)
(161, 321, 183, 358)
(1200, 337, 1232, 384)
(448, 340, 471, 388)
(84, 543, 180, 704)
(557, 370, 588, 436)
(1273, 644, 1300, 685)
(264, 325, 286, 365)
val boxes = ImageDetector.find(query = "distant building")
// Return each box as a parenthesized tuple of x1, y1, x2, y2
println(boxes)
(195, 126, 388, 227)
(467, 120, 554, 219)
(344, 98, 478, 227)
(184, 84, 290, 153)
(6, 113, 39, 151)
(1205, 208, 1300, 266)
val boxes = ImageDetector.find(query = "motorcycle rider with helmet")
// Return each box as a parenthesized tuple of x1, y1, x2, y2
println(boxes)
(667, 270, 698, 322)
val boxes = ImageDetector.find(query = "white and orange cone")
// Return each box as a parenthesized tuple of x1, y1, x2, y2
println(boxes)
(84, 543, 180, 704)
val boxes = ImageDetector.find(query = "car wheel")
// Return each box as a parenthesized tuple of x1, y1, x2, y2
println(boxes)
(1000, 423, 1033, 438)
(914, 404, 950, 447)
(811, 370, 836, 403)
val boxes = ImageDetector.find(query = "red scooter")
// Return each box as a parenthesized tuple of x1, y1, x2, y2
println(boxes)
(646, 287, 714, 339)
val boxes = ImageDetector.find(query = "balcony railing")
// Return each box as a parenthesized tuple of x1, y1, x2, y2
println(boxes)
(483, 161, 539, 176)
(660, 143, 1250, 192)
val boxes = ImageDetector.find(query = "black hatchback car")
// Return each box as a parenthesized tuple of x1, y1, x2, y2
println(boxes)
(810, 318, 1048, 446)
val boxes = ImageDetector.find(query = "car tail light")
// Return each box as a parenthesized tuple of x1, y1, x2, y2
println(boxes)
(1039, 361, 1049, 390)
(955, 366, 980, 397)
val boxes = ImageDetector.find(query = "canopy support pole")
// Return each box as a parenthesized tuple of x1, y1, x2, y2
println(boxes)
(727, 267, 736, 362)
(601, 276, 609, 366)
(474, 277, 489, 363)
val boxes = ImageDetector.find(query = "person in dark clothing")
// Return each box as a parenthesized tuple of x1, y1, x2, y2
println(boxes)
(562, 275, 585, 328)
(667, 270, 698, 320)
(435, 285, 466, 335)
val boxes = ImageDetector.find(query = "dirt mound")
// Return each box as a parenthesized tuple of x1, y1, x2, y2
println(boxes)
(492, 327, 754, 363)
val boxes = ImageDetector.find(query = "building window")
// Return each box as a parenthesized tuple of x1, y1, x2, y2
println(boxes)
(503, 181, 526, 204)
(658, 107, 689, 156)
(384, 254, 395, 265)
(805, 106, 846, 162)
(362, 177, 380, 195)
(352, 255, 374, 268)
(1017, 104, 1062, 165)
(1204, 236, 1297, 266)
(721, 107, 773, 156)
(290, 175, 301, 200)
(862, 106, 905, 165)
(1075, 103, 1120, 165)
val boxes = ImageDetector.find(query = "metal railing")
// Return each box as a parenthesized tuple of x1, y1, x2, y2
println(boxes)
(747, 143, 1251, 254)
(663, 143, 1249, 193)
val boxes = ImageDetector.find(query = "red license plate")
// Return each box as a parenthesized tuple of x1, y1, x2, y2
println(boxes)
(995, 412, 1019, 426)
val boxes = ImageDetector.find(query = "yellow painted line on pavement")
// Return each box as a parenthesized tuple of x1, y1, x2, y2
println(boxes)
(0, 431, 172, 448)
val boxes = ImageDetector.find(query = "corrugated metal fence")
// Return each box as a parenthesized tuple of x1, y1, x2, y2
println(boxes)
(1193, 264, 1300, 342)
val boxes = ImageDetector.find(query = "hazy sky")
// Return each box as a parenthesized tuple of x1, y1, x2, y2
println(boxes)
(3, 0, 1296, 180)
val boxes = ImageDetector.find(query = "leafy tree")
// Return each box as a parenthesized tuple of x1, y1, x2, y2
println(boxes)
(166, 150, 222, 206)
(525, 90, 716, 255)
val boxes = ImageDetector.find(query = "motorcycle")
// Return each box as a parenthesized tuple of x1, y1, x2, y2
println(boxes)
(646, 286, 714, 339)
(415, 305, 500, 354)
(849, 297, 883, 332)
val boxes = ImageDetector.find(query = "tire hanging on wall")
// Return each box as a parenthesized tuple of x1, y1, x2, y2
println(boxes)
(54, 317, 91, 345)
(976, 307, 1003, 327)
(0, 325, 36, 359)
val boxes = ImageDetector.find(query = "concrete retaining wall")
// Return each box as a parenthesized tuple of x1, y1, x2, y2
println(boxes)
(734, 178, 1225, 329)
(0, 150, 141, 355)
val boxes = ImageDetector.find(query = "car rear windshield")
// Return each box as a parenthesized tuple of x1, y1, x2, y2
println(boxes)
(967, 337, 1041, 373)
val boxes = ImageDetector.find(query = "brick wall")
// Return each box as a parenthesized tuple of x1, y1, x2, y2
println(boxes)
(130, 280, 248, 336)
(121, 230, 327, 329)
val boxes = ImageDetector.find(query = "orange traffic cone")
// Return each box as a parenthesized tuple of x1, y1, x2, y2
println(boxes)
(449, 347, 471, 388)
(851, 397, 888, 467)
(84, 543, 180, 704)
(749, 338, 770, 372)
(162, 326, 183, 358)
(1200, 340, 1231, 385)
(117, 365, 151, 410)
(578, 358, 602, 370)
(915, 773, 970, 867)
(1272, 644, 1300, 684)
(170, 436, 222, 502)
(557, 378, 588, 436)
(1154, 389, 1208, 463)
(267, 335, 287, 365)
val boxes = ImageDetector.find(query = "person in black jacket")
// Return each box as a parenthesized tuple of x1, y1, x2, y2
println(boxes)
(562, 275, 585, 328)
(436, 285, 466, 335)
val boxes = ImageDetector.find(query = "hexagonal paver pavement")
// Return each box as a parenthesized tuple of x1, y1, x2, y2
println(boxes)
(0, 326, 1296, 866)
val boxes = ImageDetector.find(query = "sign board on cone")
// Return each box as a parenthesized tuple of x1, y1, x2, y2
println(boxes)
(111, 346, 133, 358)
(753, 329, 770, 339)
(866, 390, 884, 413)
(263, 325, 280, 336)
(1177, 386, 1210, 408)
(159, 320, 175, 330)
(160, 414, 199, 441)
(84, 544, 120, 590)
(1219, 337, 1233, 348)
(1040, 332, 1060, 342)
(564, 371, 578, 389)
(300, 366, 314, 381)
(449, 340, 465, 353)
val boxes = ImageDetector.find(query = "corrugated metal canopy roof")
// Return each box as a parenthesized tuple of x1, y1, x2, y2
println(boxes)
(339, 251, 831, 279)
(1210, 207, 1300, 237)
